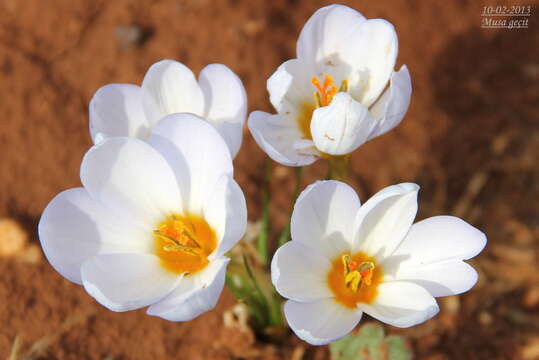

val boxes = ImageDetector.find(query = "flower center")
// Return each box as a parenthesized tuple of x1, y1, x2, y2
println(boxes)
(153, 213, 217, 275)
(297, 74, 349, 140)
(311, 74, 349, 108)
(327, 252, 382, 309)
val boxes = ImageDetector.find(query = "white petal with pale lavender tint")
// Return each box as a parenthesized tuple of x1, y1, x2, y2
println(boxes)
(199, 64, 247, 157)
(80, 137, 182, 227)
(89, 84, 151, 143)
(271, 241, 332, 302)
(248, 111, 317, 166)
(310, 92, 375, 155)
(147, 257, 229, 321)
(203, 174, 247, 257)
(383, 216, 486, 296)
(285, 299, 362, 346)
(291, 180, 360, 259)
(352, 183, 419, 259)
(81, 253, 181, 312)
(148, 113, 232, 214)
(39, 188, 152, 284)
(359, 281, 439, 328)
(141, 59, 204, 123)
(368, 65, 412, 139)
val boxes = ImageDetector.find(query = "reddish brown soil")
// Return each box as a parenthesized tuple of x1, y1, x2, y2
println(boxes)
(1, 0, 538, 359)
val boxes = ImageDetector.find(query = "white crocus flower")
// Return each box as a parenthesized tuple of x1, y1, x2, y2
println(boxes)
(271, 181, 486, 345)
(248, 5, 411, 165)
(89, 59, 247, 158)
(39, 114, 247, 320)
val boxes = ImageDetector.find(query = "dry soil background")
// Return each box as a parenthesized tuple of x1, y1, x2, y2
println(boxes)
(0, 0, 538, 359)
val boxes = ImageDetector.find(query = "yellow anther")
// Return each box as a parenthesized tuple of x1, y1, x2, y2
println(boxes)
(341, 254, 375, 292)
(162, 244, 198, 254)
(339, 79, 349, 92)
(345, 271, 362, 292)
(342, 254, 352, 275)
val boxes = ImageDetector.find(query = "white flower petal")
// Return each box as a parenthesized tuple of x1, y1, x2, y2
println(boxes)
(353, 183, 419, 260)
(147, 257, 229, 321)
(148, 113, 233, 214)
(203, 174, 247, 257)
(360, 281, 439, 328)
(347, 18, 398, 107)
(388, 216, 487, 264)
(248, 111, 318, 166)
(80, 137, 182, 227)
(39, 188, 152, 285)
(292, 180, 360, 259)
(81, 253, 181, 312)
(391, 260, 479, 297)
(141, 59, 204, 123)
(198, 64, 247, 158)
(267, 59, 312, 115)
(368, 65, 412, 140)
(311, 92, 375, 155)
(297, 5, 366, 72)
(89, 84, 151, 143)
(382, 216, 486, 297)
(284, 299, 362, 346)
(271, 241, 332, 302)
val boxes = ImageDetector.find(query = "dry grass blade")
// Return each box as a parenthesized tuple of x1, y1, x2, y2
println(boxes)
(9, 336, 22, 360)
(11, 312, 93, 360)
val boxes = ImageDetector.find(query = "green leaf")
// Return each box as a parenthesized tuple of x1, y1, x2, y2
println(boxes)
(256, 158, 272, 265)
(225, 271, 268, 328)
(330, 323, 413, 360)
(384, 335, 413, 360)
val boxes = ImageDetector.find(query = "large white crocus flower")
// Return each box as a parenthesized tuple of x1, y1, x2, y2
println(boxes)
(249, 5, 411, 166)
(39, 114, 247, 321)
(271, 181, 486, 345)
(89, 59, 247, 158)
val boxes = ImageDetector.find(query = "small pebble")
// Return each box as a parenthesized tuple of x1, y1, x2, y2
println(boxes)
(479, 311, 493, 326)
(0, 218, 27, 256)
(524, 286, 539, 308)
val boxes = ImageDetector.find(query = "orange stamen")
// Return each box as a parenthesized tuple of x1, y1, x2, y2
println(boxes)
(311, 75, 338, 107)
(360, 268, 373, 286)
(154, 213, 216, 275)
(330, 253, 382, 308)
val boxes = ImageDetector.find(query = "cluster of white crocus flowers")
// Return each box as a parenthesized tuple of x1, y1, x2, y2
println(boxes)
(271, 181, 486, 345)
(37, 3, 486, 348)
(39, 114, 246, 320)
(248, 4, 411, 166)
(89, 60, 247, 158)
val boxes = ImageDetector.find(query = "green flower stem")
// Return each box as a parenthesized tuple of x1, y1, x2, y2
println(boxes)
(257, 158, 273, 266)
(327, 155, 351, 182)
(277, 167, 303, 247)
